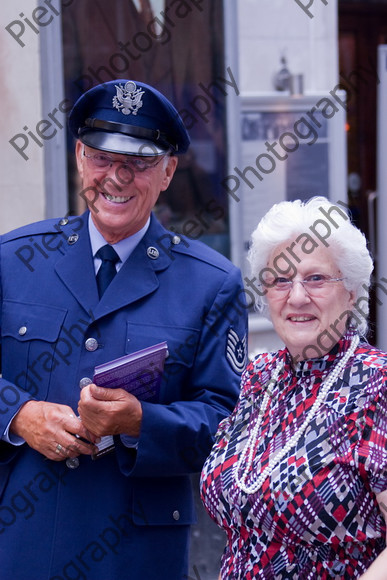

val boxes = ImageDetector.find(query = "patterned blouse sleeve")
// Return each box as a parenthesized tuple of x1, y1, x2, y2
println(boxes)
(356, 370, 387, 494)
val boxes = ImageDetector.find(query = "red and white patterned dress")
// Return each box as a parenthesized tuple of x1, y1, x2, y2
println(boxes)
(200, 330, 387, 579)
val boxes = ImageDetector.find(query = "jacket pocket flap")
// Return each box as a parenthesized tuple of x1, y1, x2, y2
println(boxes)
(2, 300, 67, 342)
(126, 322, 199, 369)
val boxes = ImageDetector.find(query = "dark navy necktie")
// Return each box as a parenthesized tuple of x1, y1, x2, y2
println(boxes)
(96, 245, 120, 298)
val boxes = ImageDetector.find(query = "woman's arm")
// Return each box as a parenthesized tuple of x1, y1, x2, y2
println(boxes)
(359, 490, 387, 579)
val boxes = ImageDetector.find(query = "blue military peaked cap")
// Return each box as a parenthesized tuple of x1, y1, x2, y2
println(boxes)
(69, 79, 190, 156)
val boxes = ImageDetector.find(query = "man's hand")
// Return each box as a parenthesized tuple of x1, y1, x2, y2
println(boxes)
(78, 384, 143, 438)
(10, 400, 99, 461)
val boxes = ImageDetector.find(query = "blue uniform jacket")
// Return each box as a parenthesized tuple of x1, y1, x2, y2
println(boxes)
(0, 212, 247, 580)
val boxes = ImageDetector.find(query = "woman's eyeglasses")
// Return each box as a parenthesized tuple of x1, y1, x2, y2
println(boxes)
(263, 274, 346, 296)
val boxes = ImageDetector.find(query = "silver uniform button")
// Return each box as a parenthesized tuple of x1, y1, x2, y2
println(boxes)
(79, 377, 93, 389)
(59, 218, 69, 226)
(85, 338, 98, 352)
(18, 326, 27, 336)
(66, 457, 80, 469)
(172, 510, 180, 521)
(172, 235, 181, 245)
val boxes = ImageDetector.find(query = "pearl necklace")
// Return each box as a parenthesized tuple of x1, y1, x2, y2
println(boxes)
(234, 334, 360, 495)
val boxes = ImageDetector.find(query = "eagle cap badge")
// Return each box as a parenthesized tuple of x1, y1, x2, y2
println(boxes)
(112, 81, 145, 116)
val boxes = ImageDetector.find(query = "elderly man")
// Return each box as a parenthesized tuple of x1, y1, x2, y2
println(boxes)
(0, 80, 247, 579)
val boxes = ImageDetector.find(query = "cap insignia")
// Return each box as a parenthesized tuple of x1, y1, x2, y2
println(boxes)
(112, 81, 145, 116)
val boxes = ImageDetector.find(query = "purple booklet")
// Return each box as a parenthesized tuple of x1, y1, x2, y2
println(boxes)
(93, 341, 169, 403)
(92, 341, 168, 459)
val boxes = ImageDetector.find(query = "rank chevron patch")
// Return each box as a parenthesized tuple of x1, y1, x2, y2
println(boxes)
(226, 327, 247, 374)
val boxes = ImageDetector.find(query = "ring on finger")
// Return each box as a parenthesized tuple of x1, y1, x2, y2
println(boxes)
(56, 443, 63, 454)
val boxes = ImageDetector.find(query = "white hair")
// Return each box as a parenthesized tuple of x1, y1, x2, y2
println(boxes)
(247, 196, 374, 335)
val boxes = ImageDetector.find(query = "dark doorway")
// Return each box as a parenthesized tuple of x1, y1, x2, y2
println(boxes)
(339, 1, 387, 343)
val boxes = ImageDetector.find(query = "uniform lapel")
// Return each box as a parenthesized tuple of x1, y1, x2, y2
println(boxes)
(92, 214, 173, 319)
(54, 213, 174, 320)
(54, 214, 100, 314)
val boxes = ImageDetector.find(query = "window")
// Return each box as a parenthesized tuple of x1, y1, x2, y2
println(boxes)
(61, 0, 233, 257)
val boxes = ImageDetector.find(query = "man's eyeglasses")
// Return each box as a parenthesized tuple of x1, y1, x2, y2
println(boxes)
(263, 274, 346, 296)
(83, 151, 166, 175)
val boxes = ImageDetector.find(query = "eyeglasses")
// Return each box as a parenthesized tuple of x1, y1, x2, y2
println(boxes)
(83, 151, 166, 176)
(264, 274, 346, 296)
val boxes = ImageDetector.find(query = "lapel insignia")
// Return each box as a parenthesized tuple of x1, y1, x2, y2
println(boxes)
(67, 233, 79, 245)
(226, 327, 247, 374)
(147, 246, 159, 260)
(113, 81, 145, 116)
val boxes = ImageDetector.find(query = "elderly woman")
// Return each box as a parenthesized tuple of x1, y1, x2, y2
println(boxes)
(200, 197, 387, 579)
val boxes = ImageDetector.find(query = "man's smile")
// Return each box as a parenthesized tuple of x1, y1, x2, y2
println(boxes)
(102, 192, 134, 204)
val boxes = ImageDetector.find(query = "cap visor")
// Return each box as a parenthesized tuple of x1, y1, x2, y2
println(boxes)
(80, 130, 168, 156)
